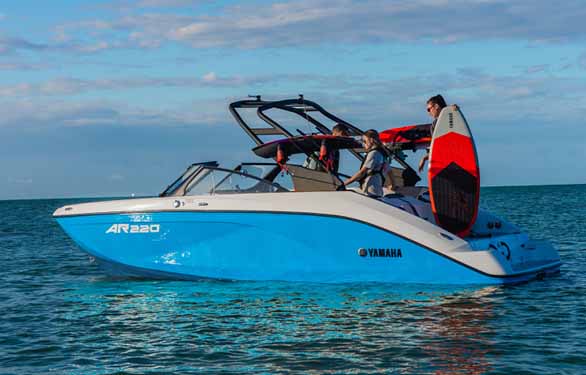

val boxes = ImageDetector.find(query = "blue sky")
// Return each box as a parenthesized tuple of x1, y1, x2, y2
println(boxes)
(1, 0, 586, 199)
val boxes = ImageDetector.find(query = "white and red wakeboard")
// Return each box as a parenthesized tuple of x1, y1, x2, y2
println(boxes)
(428, 106, 480, 238)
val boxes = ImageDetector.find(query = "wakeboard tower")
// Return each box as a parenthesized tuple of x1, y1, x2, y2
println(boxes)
(428, 105, 480, 238)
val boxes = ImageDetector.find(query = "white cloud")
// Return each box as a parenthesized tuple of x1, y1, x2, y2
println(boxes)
(0, 95, 235, 129)
(98, 0, 206, 11)
(52, 0, 586, 52)
(0, 74, 278, 98)
(202, 72, 216, 82)
(138, 0, 201, 7)
(525, 64, 550, 74)
(1, 69, 585, 131)
(78, 41, 111, 53)
(1, 1, 585, 60)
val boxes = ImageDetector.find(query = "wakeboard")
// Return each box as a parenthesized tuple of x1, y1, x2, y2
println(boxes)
(428, 106, 480, 238)
(380, 123, 431, 150)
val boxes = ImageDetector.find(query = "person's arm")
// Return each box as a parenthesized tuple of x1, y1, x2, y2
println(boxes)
(418, 154, 429, 172)
(343, 165, 368, 186)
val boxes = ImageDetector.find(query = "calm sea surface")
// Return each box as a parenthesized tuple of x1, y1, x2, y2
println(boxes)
(1, 185, 585, 374)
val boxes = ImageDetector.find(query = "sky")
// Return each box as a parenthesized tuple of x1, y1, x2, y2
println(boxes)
(1, 0, 586, 199)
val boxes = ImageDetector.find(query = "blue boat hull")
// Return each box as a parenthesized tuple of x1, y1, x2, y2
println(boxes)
(56, 211, 558, 284)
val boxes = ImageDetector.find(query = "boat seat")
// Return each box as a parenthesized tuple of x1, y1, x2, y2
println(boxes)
(381, 195, 435, 223)
(384, 185, 428, 199)
(287, 165, 341, 192)
(383, 167, 422, 192)
(394, 186, 429, 199)
(385, 166, 404, 189)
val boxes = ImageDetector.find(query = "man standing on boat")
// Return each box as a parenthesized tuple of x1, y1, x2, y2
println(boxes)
(418, 94, 447, 172)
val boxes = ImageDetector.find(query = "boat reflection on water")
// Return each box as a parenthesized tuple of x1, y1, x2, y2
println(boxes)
(419, 287, 498, 374)
(61, 281, 501, 373)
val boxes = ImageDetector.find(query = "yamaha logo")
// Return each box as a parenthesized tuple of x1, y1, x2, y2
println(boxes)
(358, 248, 403, 258)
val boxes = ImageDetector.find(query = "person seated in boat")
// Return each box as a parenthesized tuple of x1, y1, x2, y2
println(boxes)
(418, 94, 447, 172)
(340, 129, 388, 197)
(303, 123, 350, 173)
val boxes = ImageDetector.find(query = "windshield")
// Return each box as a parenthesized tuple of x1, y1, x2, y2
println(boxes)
(160, 162, 219, 197)
(238, 164, 277, 179)
(184, 167, 287, 196)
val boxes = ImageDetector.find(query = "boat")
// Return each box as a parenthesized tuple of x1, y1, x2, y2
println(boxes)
(53, 95, 561, 284)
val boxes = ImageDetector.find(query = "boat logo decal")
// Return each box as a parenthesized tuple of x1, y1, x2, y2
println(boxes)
(358, 248, 402, 258)
(106, 224, 160, 234)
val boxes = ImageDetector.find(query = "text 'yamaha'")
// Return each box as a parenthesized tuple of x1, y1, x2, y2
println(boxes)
(358, 248, 403, 258)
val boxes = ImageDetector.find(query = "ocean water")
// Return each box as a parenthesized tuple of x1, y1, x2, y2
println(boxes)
(1, 185, 585, 375)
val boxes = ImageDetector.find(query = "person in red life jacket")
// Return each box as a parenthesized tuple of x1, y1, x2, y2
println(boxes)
(418, 94, 447, 172)
(341, 129, 388, 197)
(303, 123, 350, 173)
(329, 123, 350, 173)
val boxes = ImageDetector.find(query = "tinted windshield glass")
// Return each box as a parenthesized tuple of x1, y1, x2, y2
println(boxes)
(184, 168, 284, 196)
(239, 164, 276, 179)
(237, 163, 294, 191)
(162, 164, 201, 196)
